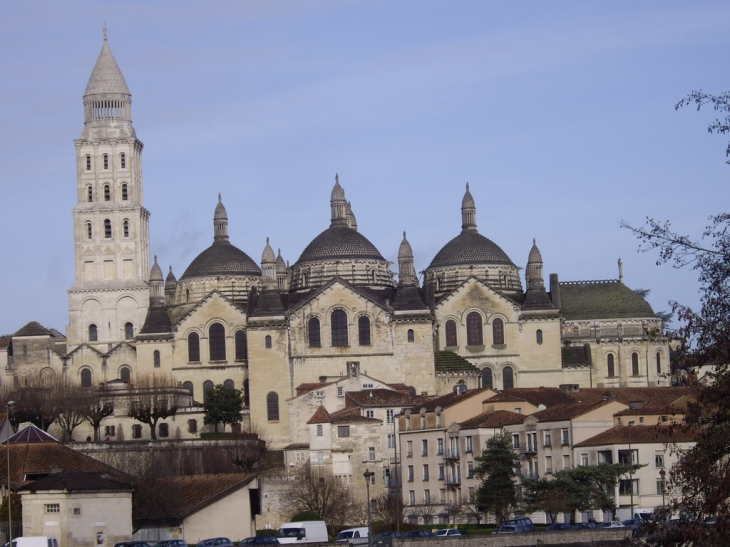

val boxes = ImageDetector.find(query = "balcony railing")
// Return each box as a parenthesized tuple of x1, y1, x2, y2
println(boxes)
(444, 449, 460, 460)
(444, 474, 461, 485)
(422, 451, 428, 457)
(520, 444, 538, 454)
(544, 440, 552, 448)
(406, 451, 413, 458)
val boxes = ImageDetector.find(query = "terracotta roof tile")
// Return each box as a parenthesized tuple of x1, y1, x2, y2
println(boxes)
(345, 390, 428, 407)
(571, 387, 696, 406)
(531, 400, 617, 423)
(307, 405, 333, 424)
(283, 443, 310, 450)
(405, 388, 491, 413)
(330, 407, 381, 424)
(295, 382, 335, 397)
(575, 425, 700, 447)
(155, 473, 256, 518)
(459, 410, 526, 429)
(486, 387, 580, 407)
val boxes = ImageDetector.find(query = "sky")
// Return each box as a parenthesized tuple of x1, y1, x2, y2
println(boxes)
(1, 1, 728, 336)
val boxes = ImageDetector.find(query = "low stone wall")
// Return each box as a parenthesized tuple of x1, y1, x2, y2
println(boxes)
(395, 529, 631, 546)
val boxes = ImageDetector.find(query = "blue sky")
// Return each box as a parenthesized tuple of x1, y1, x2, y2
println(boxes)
(1, 1, 728, 335)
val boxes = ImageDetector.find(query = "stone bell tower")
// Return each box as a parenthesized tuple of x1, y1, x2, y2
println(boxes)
(67, 29, 151, 350)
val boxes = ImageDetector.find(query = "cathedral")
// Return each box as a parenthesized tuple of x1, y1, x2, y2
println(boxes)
(0, 37, 670, 449)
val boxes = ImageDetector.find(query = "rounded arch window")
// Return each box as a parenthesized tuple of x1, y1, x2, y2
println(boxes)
(123, 219, 129, 238)
(482, 367, 493, 389)
(120, 366, 131, 383)
(267, 392, 280, 421)
(656, 352, 662, 374)
(224, 379, 235, 390)
(308, 317, 321, 347)
(502, 366, 514, 389)
(124, 322, 134, 340)
(80, 368, 92, 388)
(265, 335, 272, 349)
(103, 154, 109, 170)
(183, 381, 194, 399)
(104, 219, 112, 239)
(492, 318, 505, 345)
(87, 186, 93, 202)
(103, 184, 110, 201)
(153, 350, 161, 368)
(120, 153, 126, 169)
(358, 316, 371, 346)
(607, 354, 615, 377)
(331, 309, 348, 347)
(188, 332, 200, 362)
(209, 323, 226, 361)
(445, 320, 457, 347)
(407, 329, 415, 343)
(88, 324, 98, 342)
(536, 329, 543, 345)
(235, 330, 248, 360)
(203, 380, 214, 403)
(121, 183, 128, 201)
(85, 155, 91, 170)
(632, 352, 640, 376)
(86, 221, 93, 240)
(466, 312, 483, 346)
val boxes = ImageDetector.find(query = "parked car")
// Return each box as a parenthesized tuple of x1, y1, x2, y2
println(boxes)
(404, 530, 433, 538)
(545, 523, 574, 531)
(599, 521, 625, 528)
(622, 518, 644, 530)
(277, 521, 329, 544)
(374, 532, 403, 540)
(492, 524, 531, 534)
(115, 543, 151, 547)
(151, 541, 187, 547)
(502, 518, 536, 532)
(574, 522, 598, 529)
(239, 537, 279, 545)
(11, 538, 60, 547)
(433, 529, 461, 537)
(335, 527, 369, 542)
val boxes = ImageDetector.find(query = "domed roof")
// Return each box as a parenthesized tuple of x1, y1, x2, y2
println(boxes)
(462, 182, 475, 209)
(181, 241, 261, 280)
(262, 237, 276, 263)
(214, 193, 227, 221)
(528, 238, 543, 264)
(276, 250, 287, 274)
(149, 256, 164, 282)
(428, 230, 515, 269)
(398, 232, 414, 259)
(296, 226, 385, 264)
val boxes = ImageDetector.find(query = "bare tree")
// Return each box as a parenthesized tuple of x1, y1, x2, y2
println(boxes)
(127, 375, 188, 440)
(370, 491, 405, 528)
(80, 385, 115, 441)
(53, 380, 89, 442)
(408, 498, 439, 525)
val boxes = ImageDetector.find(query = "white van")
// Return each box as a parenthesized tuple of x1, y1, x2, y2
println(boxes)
(11, 537, 59, 547)
(334, 528, 368, 544)
(276, 521, 328, 544)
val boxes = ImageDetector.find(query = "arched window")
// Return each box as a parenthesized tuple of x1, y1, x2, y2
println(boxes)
(104, 184, 110, 201)
(153, 350, 161, 368)
(183, 381, 194, 399)
(104, 219, 112, 238)
(120, 153, 126, 169)
(88, 324, 98, 342)
(632, 352, 639, 376)
(466, 312, 483, 346)
(267, 392, 280, 421)
(607, 354, 615, 377)
(235, 330, 248, 360)
(203, 380, 214, 403)
(265, 335, 272, 349)
(124, 322, 134, 340)
(358, 316, 371, 346)
(87, 186, 93, 202)
(331, 309, 348, 346)
(85, 155, 91, 170)
(121, 183, 128, 201)
(80, 368, 92, 388)
(188, 332, 200, 362)
(123, 219, 129, 238)
(120, 366, 131, 383)
(445, 320, 457, 347)
(408, 329, 415, 343)
(243, 379, 250, 407)
(103, 154, 109, 169)
(86, 222, 93, 240)
(492, 318, 505, 345)
(503, 366, 514, 389)
(656, 352, 662, 374)
(308, 317, 321, 347)
(536, 329, 543, 345)
(224, 379, 234, 389)
(482, 368, 493, 389)
(209, 323, 226, 361)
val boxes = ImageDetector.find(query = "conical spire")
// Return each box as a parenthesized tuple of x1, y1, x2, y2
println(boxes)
(84, 30, 131, 97)
(276, 249, 287, 275)
(398, 232, 417, 286)
(526, 238, 544, 290)
(213, 194, 229, 242)
(165, 266, 177, 307)
(330, 173, 349, 227)
(262, 237, 276, 264)
(461, 182, 477, 232)
(149, 255, 164, 306)
(261, 238, 277, 290)
(346, 201, 358, 231)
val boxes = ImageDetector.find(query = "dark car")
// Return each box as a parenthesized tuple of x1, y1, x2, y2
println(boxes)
(492, 524, 530, 534)
(374, 532, 403, 540)
(151, 541, 187, 547)
(239, 538, 280, 546)
(196, 539, 234, 547)
(545, 523, 574, 531)
(404, 530, 433, 538)
(574, 522, 598, 529)
(502, 518, 536, 532)
(115, 543, 151, 547)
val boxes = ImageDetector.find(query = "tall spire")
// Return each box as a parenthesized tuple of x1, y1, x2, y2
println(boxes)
(261, 238, 277, 290)
(398, 232, 418, 286)
(330, 173, 349, 227)
(148, 255, 164, 306)
(461, 182, 477, 232)
(214, 194, 229, 242)
(526, 238, 544, 290)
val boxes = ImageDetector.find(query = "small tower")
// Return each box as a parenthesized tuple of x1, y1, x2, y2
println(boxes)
(261, 238, 277, 291)
(526, 239, 545, 290)
(165, 266, 177, 307)
(149, 256, 164, 307)
(276, 249, 289, 292)
(346, 201, 358, 231)
(330, 174, 349, 227)
(214, 193, 229, 241)
(398, 232, 418, 286)
(461, 182, 477, 232)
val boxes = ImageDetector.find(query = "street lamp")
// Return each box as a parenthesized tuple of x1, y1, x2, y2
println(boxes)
(6, 400, 15, 546)
(628, 420, 635, 519)
(364, 469, 375, 547)
(392, 412, 401, 532)
(660, 468, 666, 512)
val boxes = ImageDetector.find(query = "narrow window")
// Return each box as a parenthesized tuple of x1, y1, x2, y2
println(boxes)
(209, 322, 226, 361)
(86, 222, 93, 240)
(123, 219, 129, 238)
(103, 154, 109, 169)
(317, 424, 323, 436)
(80, 368, 92, 388)
(104, 184, 110, 201)
(153, 350, 160, 368)
(466, 312, 482, 345)
(358, 316, 371, 346)
(308, 317, 321, 347)
(86, 155, 91, 170)
(481, 367, 493, 389)
(243, 379, 249, 407)
(132, 424, 142, 439)
(88, 324, 98, 342)
(235, 330, 248, 360)
(536, 329, 543, 344)
(120, 367, 131, 383)
(265, 335, 272, 349)
(159, 423, 169, 438)
(87, 186, 93, 202)
(656, 352, 662, 374)
(188, 332, 200, 361)
(203, 380, 214, 403)
(104, 219, 112, 238)
(120, 152, 126, 169)
(503, 366, 514, 389)
(183, 381, 194, 399)
(267, 392, 280, 421)
(445, 320, 457, 346)
(124, 322, 134, 340)
(331, 309, 348, 346)
(188, 419, 197, 433)
(492, 318, 505, 345)
(632, 352, 640, 376)
(607, 354, 615, 377)
(408, 329, 414, 343)
(121, 183, 128, 201)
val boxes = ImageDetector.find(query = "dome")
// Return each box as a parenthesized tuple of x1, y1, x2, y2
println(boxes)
(528, 238, 543, 264)
(398, 232, 414, 260)
(276, 250, 287, 274)
(462, 182, 475, 209)
(165, 266, 177, 285)
(181, 241, 261, 279)
(428, 230, 515, 269)
(262, 237, 276, 263)
(296, 226, 385, 264)
(214, 193, 227, 221)
(149, 256, 164, 282)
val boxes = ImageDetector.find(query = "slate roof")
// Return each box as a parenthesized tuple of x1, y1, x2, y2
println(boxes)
(283, 443, 310, 450)
(428, 230, 515, 269)
(154, 473, 256, 519)
(84, 39, 131, 96)
(307, 405, 333, 424)
(14, 322, 51, 337)
(562, 345, 593, 367)
(392, 285, 428, 311)
(530, 400, 616, 423)
(434, 351, 480, 373)
(345, 389, 427, 407)
(487, 387, 581, 408)
(181, 241, 261, 280)
(458, 410, 526, 429)
(0, 336, 10, 349)
(558, 280, 656, 320)
(138, 306, 172, 336)
(574, 425, 700, 447)
(19, 471, 132, 493)
(522, 288, 556, 311)
(296, 225, 385, 264)
(251, 289, 285, 316)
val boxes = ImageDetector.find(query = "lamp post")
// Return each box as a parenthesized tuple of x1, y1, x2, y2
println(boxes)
(364, 469, 375, 547)
(660, 468, 666, 512)
(392, 412, 401, 532)
(628, 420, 635, 520)
(6, 400, 15, 546)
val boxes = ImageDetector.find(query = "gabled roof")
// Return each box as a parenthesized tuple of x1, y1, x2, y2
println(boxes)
(295, 382, 335, 397)
(153, 473, 256, 519)
(570, 387, 695, 407)
(434, 276, 518, 311)
(530, 400, 619, 423)
(559, 280, 656, 320)
(574, 425, 700, 447)
(330, 406, 381, 424)
(435, 351, 479, 373)
(458, 410, 526, 430)
(14, 322, 51, 337)
(288, 276, 391, 314)
(173, 289, 246, 328)
(486, 387, 580, 408)
(19, 471, 132, 493)
(345, 389, 427, 408)
(307, 405, 333, 424)
(406, 388, 491, 414)
(138, 306, 173, 337)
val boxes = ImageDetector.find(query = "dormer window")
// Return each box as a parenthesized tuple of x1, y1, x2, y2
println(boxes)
(120, 153, 126, 169)
(103, 154, 109, 169)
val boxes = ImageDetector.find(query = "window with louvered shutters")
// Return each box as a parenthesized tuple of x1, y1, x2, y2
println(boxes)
(466, 313, 483, 345)
(331, 309, 348, 346)
(492, 318, 504, 345)
(188, 333, 200, 362)
(209, 323, 226, 361)
(445, 320, 457, 346)
(308, 317, 321, 347)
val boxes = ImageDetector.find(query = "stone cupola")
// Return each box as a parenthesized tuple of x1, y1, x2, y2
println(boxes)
(398, 232, 417, 286)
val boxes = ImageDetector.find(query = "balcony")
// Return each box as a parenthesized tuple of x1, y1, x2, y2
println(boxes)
(443, 449, 460, 460)
(520, 444, 538, 455)
(444, 474, 461, 486)
(406, 451, 413, 458)
(545, 467, 553, 475)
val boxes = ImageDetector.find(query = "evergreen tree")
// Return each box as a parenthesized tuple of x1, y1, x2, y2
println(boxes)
(473, 433, 520, 524)
(203, 384, 245, 432)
